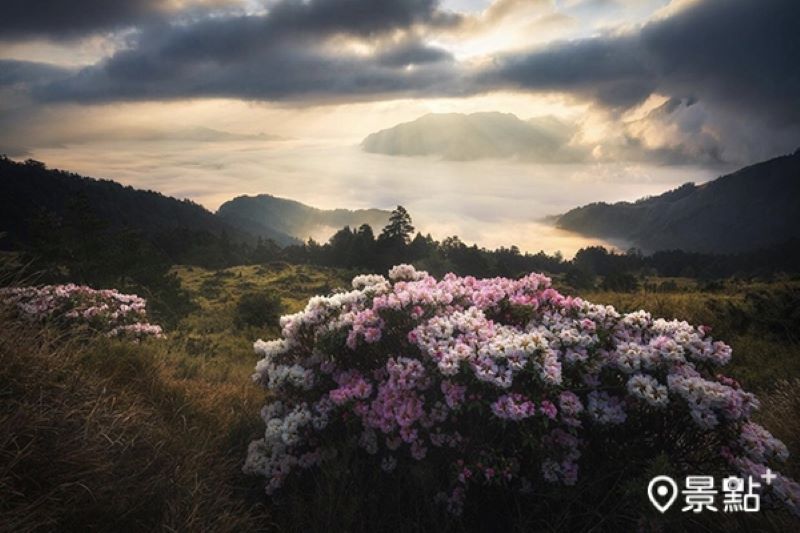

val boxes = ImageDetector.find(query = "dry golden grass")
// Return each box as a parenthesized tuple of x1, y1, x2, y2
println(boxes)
(581, 287, 800, 391)
(757, 379, 800, 478)
(0, 314, 271, 532)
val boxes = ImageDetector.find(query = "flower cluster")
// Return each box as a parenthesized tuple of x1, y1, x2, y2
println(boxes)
(491, 393, 536, 420)
(1, 284, 163, 341)
(244, 265, 799, 517)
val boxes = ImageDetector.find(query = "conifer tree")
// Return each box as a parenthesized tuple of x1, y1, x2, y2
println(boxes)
(379, 205, 415, 244)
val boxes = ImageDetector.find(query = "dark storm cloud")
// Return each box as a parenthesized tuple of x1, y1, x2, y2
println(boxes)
(640, 0, 800, 125)
(477, 35, 655, 108)
(375, 40, 454, 67)
(488, 0, 800, 123)
(38, 42, 465, 102)
(264, 0, 459, 36)
(0, 0, 458, 42)
(0, 0, 165, 40)
(0, 60, 73, 87)
(30, 0, 464, 102)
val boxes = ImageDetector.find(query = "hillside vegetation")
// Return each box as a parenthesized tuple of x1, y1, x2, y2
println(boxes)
(217, 194, 390, 245)
(0, 156, 385, 254)
(0, 156, 250, 249)
(557, 150, 800, 253)
(2, 262, 799, 531)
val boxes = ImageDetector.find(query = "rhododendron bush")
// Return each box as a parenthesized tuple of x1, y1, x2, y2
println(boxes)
(0, 284, 163, 340)
(244, 265, 800, 518)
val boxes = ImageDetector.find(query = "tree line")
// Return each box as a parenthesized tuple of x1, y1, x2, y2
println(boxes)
(273, 206, 800, 285)
(4, 179, 799, 328)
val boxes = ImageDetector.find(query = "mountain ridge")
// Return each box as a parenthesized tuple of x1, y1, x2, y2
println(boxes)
(217, 194, 391, 242)
(0, 156, 250, 245)
(0, 157, 389, 252)
(556, 150, 800, 254)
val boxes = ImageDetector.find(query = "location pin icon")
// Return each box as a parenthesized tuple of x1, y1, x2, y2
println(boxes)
(648, 475, 678, 513)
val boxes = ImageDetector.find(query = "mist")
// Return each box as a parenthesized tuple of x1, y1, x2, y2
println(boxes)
(28, 137, 725, 257)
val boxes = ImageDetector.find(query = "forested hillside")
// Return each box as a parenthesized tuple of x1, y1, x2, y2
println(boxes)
(217, 194, 390, 245)
(557, 150, 800, 253)
(0, 156, 246, 249)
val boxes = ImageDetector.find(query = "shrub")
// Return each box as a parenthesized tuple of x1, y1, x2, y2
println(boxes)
(658, 280, 679, 292)
(601, 271, 639, 292)
(244, 265, 800, 525)
(235, 291, 283, 329)
(564, 267, 595, 290)
(706, 286, 800, 343)
(0, 284, 163, 341)
(701, 280, 726, 292)
(200, 276, 224, 298)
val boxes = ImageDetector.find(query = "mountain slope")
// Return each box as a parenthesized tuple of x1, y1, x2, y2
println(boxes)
(0, 158, 389, 253)
(217, 194, 390, 242)
(361, 112, 582, 162)
(556, 150, 800, 253)
(0, 156, 247, 235)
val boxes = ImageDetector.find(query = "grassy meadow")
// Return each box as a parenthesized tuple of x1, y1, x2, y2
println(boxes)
(2, 264, 799, 532)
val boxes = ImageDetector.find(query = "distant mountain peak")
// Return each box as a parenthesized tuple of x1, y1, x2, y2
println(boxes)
(361, 111, 584, 162)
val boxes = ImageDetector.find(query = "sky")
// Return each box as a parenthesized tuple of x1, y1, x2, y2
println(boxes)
(0, 0, 798, 255)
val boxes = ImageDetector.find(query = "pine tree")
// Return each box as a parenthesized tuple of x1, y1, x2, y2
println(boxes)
(379, 205, 415, 244)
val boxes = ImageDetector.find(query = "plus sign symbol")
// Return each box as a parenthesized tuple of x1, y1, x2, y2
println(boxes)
(761, 468, 777, 485)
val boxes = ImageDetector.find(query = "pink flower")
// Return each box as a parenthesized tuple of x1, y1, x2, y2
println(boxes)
(491, 394, 536, 421)
(364, 327, 382, 343)
(540, 400, 558, 420)
(441, 380, 466, 409)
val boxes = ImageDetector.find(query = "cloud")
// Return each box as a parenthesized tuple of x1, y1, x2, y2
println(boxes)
(0, 1, 249, 41)
(0, 0, 169, 40)
(264, 0, 459, 36)
(640, 0, 800, 126)
(480, 35, 654, 108)
(460, 0, 552, 28)
(0, 60, 76, 157)
(0, 59, 74, 87)
(477, 0, 800, 162)
(439, 0, 575, 59)
(35, 43, 466, 103)
(27, 1, 467, 103)
(26, 0, 455, 44)
(21, 0, 800, 116)
(35, 0, 796, 120)
(375, 39, 454, 67)
(488, 0, 800, 122)
(617, 97, 725, 165)
(19, 133, 705, 256)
